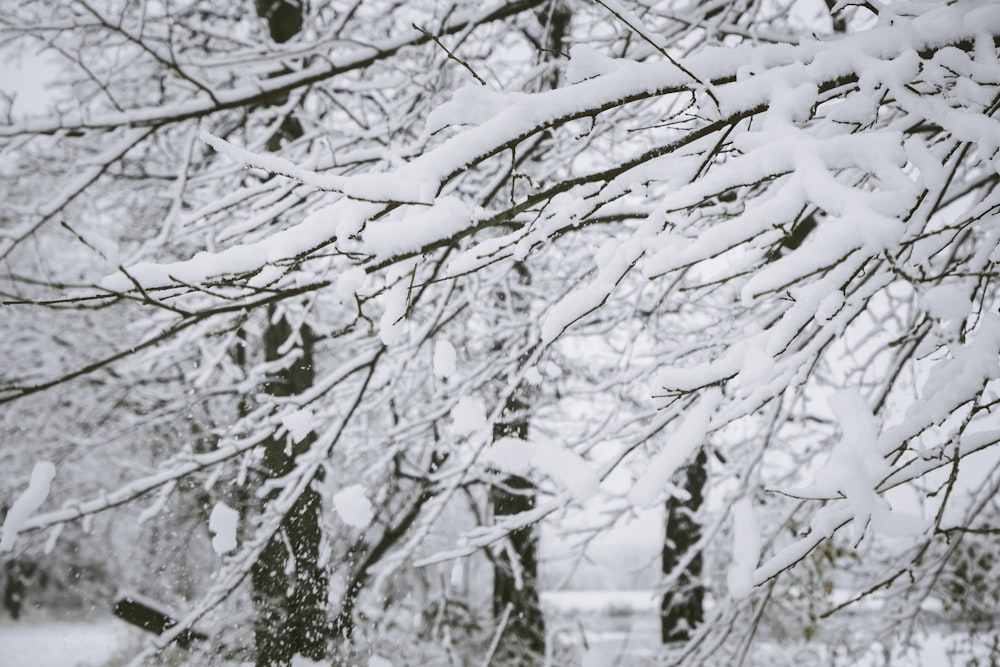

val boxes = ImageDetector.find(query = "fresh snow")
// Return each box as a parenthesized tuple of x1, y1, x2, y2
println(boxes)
(485, 438, 601, 502)
(9, 1, 1000, 663)
(425, 84, 528, 135)
(333, 484, 374, 528)
(484, 437, 534, 475)
(450, 396, 487, 436)
(97, 2, 1000, 295)
(281, 408, 315, 444)
(1, 461, 56, 552)
(208, 501, 239, 555)
(727, 497, 760, 599)
(566, 44, 623, 84)
(0, 619, 137, 667)
(363, 197, 470, 260)
(523, 366, 543, 385)
(531, 443, 601, 502)
(378, 271, 410, 345)
(820, 389, 890, 542)
(922, 284, 972, 323)
(334, 266, 366, 305)
(628, 389, 720, 507)
(201, 131, 436, 205)
(432, 339, 457, 379)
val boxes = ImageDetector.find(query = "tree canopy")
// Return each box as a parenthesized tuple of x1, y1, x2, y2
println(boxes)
(3, 0, 1000, 664)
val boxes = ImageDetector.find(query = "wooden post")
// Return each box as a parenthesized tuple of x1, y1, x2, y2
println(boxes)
(112, 591, 208, 648)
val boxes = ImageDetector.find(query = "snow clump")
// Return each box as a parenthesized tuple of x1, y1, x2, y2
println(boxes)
(1, 461, 56, 552)
(451, 396, 487, 435)
(209, 502, 239, 555)
(333, 485, 374, 528)
(433, 339, 457, 378)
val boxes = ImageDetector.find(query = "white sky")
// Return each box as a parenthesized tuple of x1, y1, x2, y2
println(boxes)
(1, 52, 58, 117)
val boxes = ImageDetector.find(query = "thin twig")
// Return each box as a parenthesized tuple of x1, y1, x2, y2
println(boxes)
(413, 23, 488, 86)
(592, 0, 720, 109)
(480, 602, 514, 667)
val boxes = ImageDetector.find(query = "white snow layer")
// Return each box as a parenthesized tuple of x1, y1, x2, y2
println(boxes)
(484, 437, 534, 475)
(922, 284, 971, 322)
(815, 290, 845, 321)
(532, 442, 601, 501)
(378, 273, 409, 345)
(433, 339, 457, 378)
(727, 497, 760, 599)
(1, 461, 56, 552)
(523, 366, 544, 385)
(451, 396, 487, 435)
(484, 438, 600, 501)
(819, 389, 886, 542)
(201, 131, 436, 204)
(333, 484, 374, 528)
(334, 266, 366, 305)
(208, 501, 239, 555)
(425, 85, 527, 134)
(628, 389, 720, 507)
(807, 388, 926, 542)
(97, 2, 1000, 295)
(281, 408, 315, 444)
(566, 44, 623, 84)
(363, 197, 470, 260)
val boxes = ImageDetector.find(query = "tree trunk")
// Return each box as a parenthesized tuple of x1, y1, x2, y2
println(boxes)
(491, 392, 545, 659)
(251, 312, 327, 667)
(488, 4, 570, 658)
(245, 4, 328, 665)
(661, 449, 707, 643)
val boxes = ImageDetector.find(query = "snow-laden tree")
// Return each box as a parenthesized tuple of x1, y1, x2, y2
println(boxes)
(4, 0, 1000, 665)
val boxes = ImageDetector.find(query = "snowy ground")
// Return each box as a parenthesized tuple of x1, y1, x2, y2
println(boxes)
(543, 590, 660, 664)
(0, 598, 994, 667)
(0, 616, 140, 667)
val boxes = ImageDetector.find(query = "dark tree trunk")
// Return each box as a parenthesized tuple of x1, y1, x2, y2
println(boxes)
(2, 558, 29, 620)
(251, 312, 327, 667)
(661, 449, 708, 643)
(491, 392, 545, 658)
(255, 0, 305, 152)
(488, 5, 570, 657)
(246, 4, 328, 665)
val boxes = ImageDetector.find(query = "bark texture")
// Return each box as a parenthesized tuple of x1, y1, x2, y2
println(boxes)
(661, 449, 708, 643)
(491, 391, 545, 658)
(251, 313, 327, 667)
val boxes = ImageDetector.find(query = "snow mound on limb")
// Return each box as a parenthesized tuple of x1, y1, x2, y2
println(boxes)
(209, 502, 239, 555)
(451, 396, 487, 436)
(433, 339, 457, 379)
(628, 389, 721, 507)
(1, 461, 56, 552)
(484, 438, 600, 502)
(333, 484, 374, 528)
(727, 498, 760, 599)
